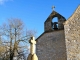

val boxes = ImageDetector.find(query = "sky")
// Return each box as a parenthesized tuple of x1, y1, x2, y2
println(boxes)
(0, 0, 80, 37)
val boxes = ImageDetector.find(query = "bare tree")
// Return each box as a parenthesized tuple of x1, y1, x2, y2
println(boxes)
(0, 18, 36, 60)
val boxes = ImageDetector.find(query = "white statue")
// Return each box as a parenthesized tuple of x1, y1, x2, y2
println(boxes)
(27, 36, 38, 60)
(29, 37, 36, 54)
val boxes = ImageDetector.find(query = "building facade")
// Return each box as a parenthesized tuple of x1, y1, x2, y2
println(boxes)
(36, 5, 80, 60)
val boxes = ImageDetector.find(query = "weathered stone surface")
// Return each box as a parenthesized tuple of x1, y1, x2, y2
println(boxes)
(64, 5, 80, 60)
(36, 30, 67, 60)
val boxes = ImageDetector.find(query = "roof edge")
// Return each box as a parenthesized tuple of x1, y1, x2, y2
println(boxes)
(64, 4, 80, 25)
(36, 30, 64, 42)
(36, 32, 45, 42)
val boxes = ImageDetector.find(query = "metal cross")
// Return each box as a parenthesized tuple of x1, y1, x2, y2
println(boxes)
(52, 6, 55, 11)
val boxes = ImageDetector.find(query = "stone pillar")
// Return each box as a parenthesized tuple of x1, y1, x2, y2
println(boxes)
(27, 36, 38, 60)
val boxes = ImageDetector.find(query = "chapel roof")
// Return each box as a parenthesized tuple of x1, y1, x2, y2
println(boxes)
(45, 10, 66, 22)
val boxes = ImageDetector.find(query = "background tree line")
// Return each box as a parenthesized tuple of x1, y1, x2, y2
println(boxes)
(0, 18, 36, 60)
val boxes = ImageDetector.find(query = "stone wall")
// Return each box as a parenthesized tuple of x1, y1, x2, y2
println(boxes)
(64, 5, 80, 60)
(36, 30, 67, 60)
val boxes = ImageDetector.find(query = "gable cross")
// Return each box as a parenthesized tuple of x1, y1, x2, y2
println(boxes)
(52, 6, 55, 11)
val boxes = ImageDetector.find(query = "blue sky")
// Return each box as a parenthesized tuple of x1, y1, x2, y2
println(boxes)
(0, 0, 80, 37)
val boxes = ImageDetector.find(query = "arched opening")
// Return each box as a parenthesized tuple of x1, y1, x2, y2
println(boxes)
(52, 17, 58, 30)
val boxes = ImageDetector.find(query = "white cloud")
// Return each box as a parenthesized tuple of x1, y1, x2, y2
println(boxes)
(0, 0, 13, 5)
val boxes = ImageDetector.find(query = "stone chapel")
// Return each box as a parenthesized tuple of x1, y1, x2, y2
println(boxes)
(36, 5, 80, 60)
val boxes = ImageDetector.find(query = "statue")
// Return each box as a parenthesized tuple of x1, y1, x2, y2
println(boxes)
(29, 37, 36, 54)
(27, 36, 38, 60)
